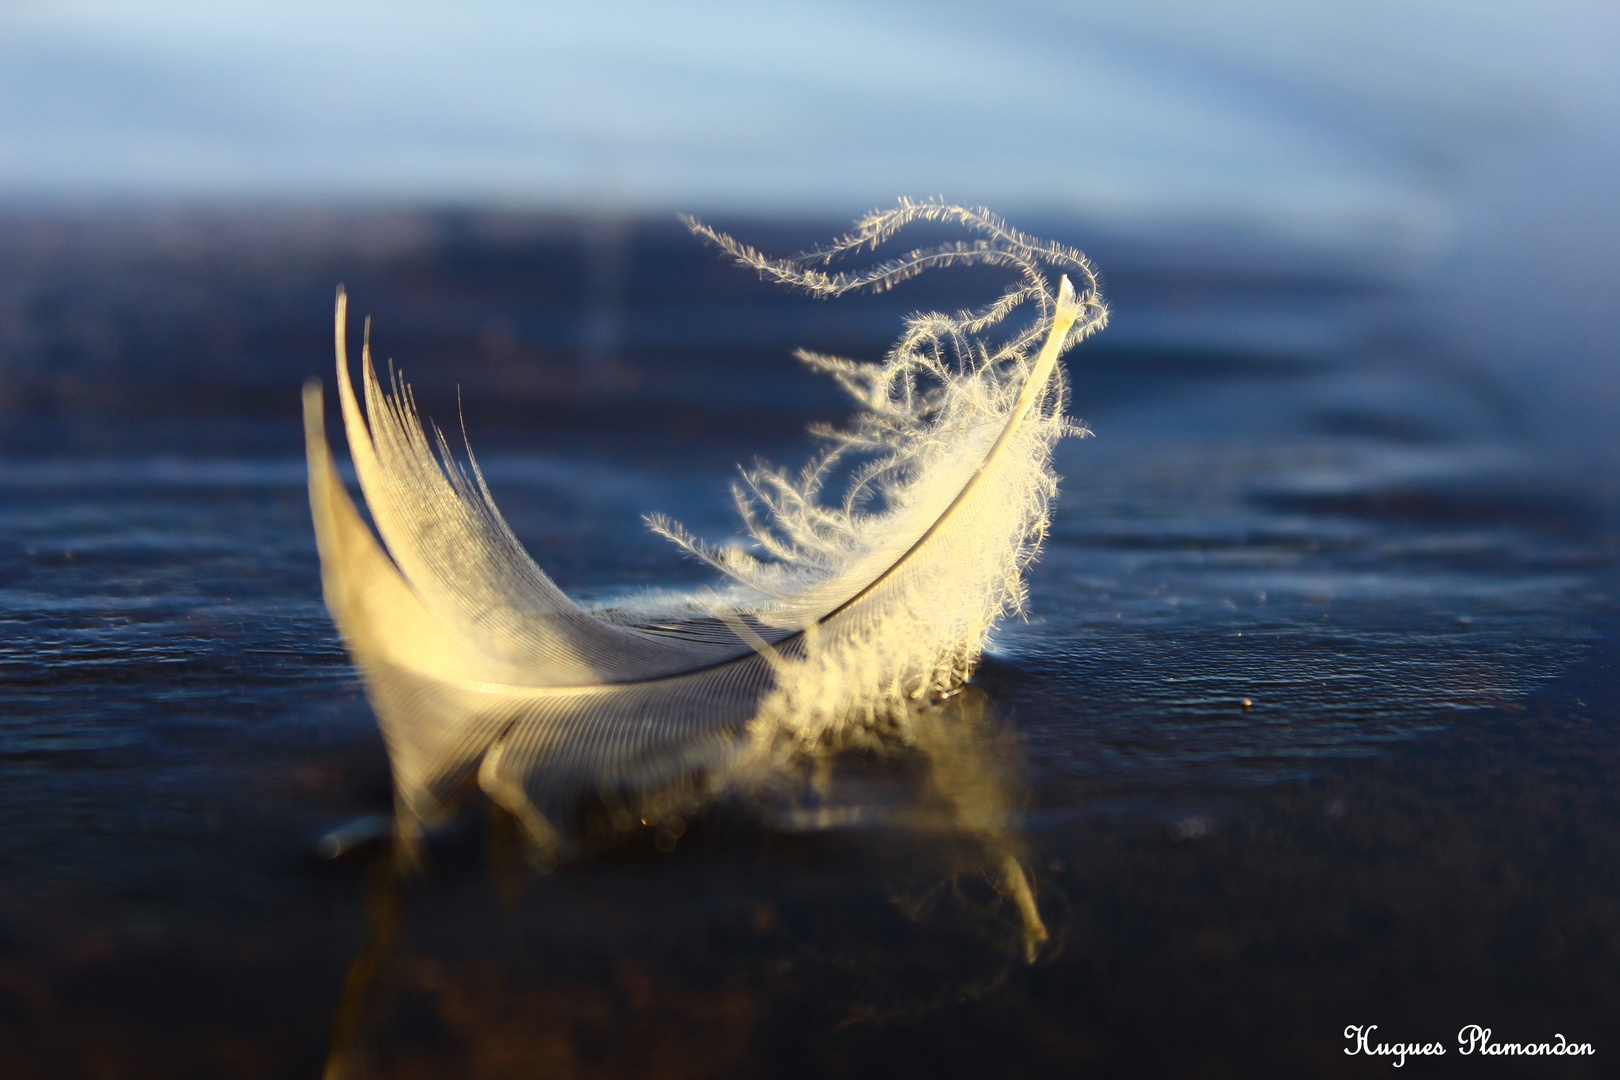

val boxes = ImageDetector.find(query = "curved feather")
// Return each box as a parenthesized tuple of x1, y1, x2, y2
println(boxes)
(304, 202, 1107, 851)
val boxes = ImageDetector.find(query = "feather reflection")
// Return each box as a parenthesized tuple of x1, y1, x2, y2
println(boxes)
(323, 688, 1051, 1078)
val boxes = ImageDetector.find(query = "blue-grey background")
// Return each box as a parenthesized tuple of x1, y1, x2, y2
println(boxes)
(2, 0, 1616, 469)
(1, 3, 1617, 1076)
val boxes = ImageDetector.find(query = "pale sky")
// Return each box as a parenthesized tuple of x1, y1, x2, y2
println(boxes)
(2, 0, 1615, 254)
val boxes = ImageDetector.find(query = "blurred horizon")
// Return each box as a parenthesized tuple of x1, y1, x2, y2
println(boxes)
(2, 2, 1616, 234)
(2, 0, 1617, 481)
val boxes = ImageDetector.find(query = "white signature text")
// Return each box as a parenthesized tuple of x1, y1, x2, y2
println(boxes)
(1343, 1024, 1595, 1066)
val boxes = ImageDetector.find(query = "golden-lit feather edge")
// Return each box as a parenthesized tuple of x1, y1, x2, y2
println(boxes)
(330, 296, 774, 687)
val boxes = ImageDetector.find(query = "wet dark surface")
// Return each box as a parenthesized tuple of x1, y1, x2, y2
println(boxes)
(0, 208, 1615, 1077)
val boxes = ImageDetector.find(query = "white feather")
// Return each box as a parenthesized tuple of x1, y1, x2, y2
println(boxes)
(303, 201, 1107, 853)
